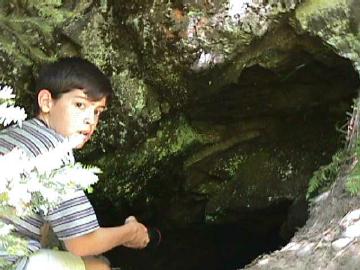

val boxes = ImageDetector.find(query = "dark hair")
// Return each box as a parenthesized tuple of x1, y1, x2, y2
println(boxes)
(35, 57, 113, 113)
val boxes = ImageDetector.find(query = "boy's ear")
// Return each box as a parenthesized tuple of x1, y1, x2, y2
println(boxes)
(37, 89, 53, 113)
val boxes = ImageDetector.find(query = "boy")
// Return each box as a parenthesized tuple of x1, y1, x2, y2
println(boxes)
(0, 57, 149, 270)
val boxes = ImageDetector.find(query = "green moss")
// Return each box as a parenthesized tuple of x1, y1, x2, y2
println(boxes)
(218, 154, 247, 179)
(205, 205, 226, 224)
(125, 115, 206, 169)
(197, 181, 222, 195)
(296, 0, 348, 27)
(112, 70, 161, 123)
(295, 0, 350, 40)
(27, 0, 74, 26)
(97, 115, 212, 201)
(142, 58, 189, 109)
(79, 13, 116, 71)
(184, 130, 259, 168)
(78, 8, 162, 126)
(295, 0, 360, 71)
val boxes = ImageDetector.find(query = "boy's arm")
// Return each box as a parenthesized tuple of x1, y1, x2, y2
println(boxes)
(63, 220, 149, 256)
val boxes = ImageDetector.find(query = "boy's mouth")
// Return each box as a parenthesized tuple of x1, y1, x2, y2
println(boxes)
(79, 130, 93, 142)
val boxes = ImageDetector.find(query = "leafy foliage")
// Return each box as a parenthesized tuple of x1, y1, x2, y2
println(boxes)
(346, 166, 360, 195)
(345, 140, 360, 195)
(345, 99, 360, 195)
(307, 149, 348, 199)
(308, 96, 360, 198)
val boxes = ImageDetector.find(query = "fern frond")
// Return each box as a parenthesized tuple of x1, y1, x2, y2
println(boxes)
(307, 150, 347, 199)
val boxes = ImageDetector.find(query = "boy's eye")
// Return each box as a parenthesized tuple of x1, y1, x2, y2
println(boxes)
(95, 109, 104, 117)
(75, 102, 86, 109)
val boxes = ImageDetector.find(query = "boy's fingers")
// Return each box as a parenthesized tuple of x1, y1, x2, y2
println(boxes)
(125, 216, 137, 224)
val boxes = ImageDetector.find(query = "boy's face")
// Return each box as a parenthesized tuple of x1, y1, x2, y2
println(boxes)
(38, 89, 107, 149)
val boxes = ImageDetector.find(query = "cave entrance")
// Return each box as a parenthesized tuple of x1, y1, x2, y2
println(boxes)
(105, 200, 292, 270)
(98, 52, 360, 269)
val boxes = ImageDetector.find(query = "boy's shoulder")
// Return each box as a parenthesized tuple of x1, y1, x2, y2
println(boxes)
(0, 118, 66, 157)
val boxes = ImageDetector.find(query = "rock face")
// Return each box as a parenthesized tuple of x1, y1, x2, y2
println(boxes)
(243, 158, 360, 270)
(1, 0, 360, 268)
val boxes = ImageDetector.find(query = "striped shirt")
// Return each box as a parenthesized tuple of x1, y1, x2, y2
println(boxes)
(0, 118, 100, 268)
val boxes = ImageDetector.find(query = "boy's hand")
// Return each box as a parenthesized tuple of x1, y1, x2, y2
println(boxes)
(123, 216, 150, 249)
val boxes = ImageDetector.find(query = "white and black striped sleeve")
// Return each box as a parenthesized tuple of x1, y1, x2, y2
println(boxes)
(46, 190, 100, 240)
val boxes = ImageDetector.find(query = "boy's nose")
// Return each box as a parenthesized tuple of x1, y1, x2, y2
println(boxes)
(83, 117, 94, 125)
(83, 111, 96, 125)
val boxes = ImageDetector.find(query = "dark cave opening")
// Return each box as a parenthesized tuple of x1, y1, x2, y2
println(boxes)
(101, 200, 293, 270)
(93, 54, 360, 270)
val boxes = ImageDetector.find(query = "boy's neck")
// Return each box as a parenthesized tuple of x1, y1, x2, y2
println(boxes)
(36, 114, 50, 128)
